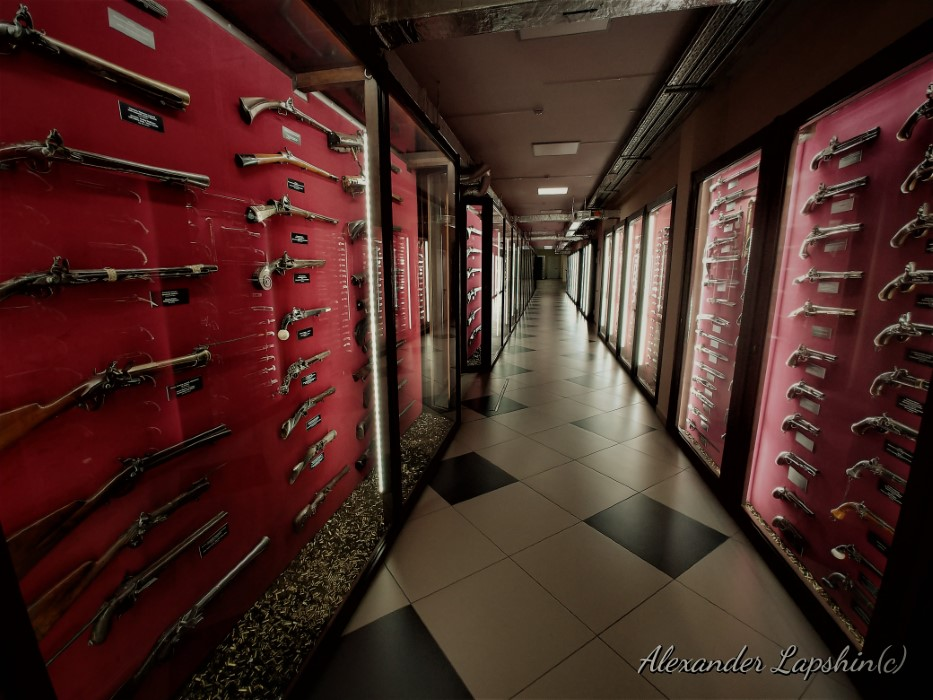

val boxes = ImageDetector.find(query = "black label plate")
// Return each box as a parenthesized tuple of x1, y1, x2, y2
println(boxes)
(118, 101, 164, 132)
(291, 232, 309, 245)
(884, 439, 914, 465)
(153, 288, 189, 306)
(199, 522, 229, 558)
(287, 178, 305, 193)
(294, 273, 311, 284)
(166, 375, 203, 400)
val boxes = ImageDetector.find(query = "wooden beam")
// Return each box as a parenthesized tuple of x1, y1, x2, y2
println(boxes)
(295, 66, 366, 92)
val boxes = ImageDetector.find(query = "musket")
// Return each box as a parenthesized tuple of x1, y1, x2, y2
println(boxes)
(879, 261, 933, 300)
(798, 223, 863, 259)
(292, 466, 351, 532)
(111, 537, 270, 700)
(706, 297, 736, 306)
(6, 424, 230, 579)
(869, 367, 929, 397)
(235, 148, 338, 183)
(890, 203, 933, 247)
(238, 96, 333, 135)
(793, 268, 863, 285)
(786, 380, 825, 402)
(898, 83, 933, 141)
(689, 388, 715, 410)
(708, 162, 759, 193)
(830, 501, 894, 534)
(800, 176, 868, 215)
(781, 413, 820, 437)
(788, 300, 856, 318)
(708, 187, 755, 215)
(696, 314, 730, 326)
(341, 174, 404, 203)
(280, 306, 331, 333)
(696, 329, 732, 346)
(831, 543, 884, 579)
(697, 362, 726, 379)
(775, 451, 820, 477)
(281, 387, 335, 440)
(691, 376, 716, 392)
(289, 429, 337, 484)
(0, 5, 188, 109)
(246, 194, 338, 225)
(772, 515, 807, 553)
(126, 0, 168, 19)
(851, 413, 918, 441)
(356, 413, 371, 440)
(873, 312, 933, 346)
(46, 510, 227, 664)
(252, 252, 325, 291)
(786, 344, 837, 368)
(27, 478, 210, 641)
(694, 344, 728, 363)
(0, 346, 211, 452)
(704, 235, 737, 254)
(0, 257, 217, 304)
(809, 126, 880, 170)
(772, 486, 815, 516)
(0, 129, 209, 187)
(901, 144, 933, 194)
(711, 211, 743, 229)
(278, 350, 330, 395)
(846, 457, 907, 488)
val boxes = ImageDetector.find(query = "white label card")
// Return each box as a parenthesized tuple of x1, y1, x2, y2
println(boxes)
(838, 151, 862, 169)
(787, 467, 810, 491)
(811, 326, 833, 339)
(830, 196, 855, 214)
(723, 224, 734, 233)
(712, 324, 723, 334)
(282, 126, 302, 145)
(108, 7, 155, 49)
(708, 354, 718, 364)
(800, 398, 821, 415)
(805, 364, 827, 379)
(795, 432, 816, 452)
(817, 281, 840, 294)
(728, 180, 738, 189)
(706, 371, 717, 381)
(704, 389, 713, 398)
(726, 202, 736, 212)
(824, 240, 847, 253)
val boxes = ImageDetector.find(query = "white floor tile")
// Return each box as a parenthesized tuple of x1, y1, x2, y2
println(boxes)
(529, 423, 618, 459)
(407, 484, 449, 519)
(454, 418, 522, 451)
(489, 406, 572, 435)
(524, 461, 636, 519)
(343, 565, 409, 634)
(475, 435, 572, 479)
(579, 442, 687, 491)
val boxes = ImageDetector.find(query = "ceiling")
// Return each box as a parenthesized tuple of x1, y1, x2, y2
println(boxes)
(206, 0, 768, 250)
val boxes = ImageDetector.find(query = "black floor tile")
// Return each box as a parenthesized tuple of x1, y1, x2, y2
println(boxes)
(489, 361, 531, 376)
(302, 606, 471, 699)
(461, 394, 527, 416)
(571, 414, 656, 442)
(432, 451, 518, 504)
(586, 494, 727, 578)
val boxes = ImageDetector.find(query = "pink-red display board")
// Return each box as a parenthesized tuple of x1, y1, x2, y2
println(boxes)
(678, 151, 762, 472)
(636, 199, 673, 396)
(746, 55, 933, 644)
(465, 206, 483, 364)
(0, 1, 412, 696)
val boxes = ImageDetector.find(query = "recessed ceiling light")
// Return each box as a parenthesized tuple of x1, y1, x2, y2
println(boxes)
(533, 142, 580, 156)
(538, 186, 568, 195)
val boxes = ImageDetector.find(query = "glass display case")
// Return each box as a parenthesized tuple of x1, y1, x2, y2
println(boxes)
(635, 196, 674, 397)
(618, 214, 644, 368)
(598, 230, 614, 336)
(464, 204, 483, 368)
(743, 55, 932, 647)
(606, 222, 626, 352)
(491, 203, 505, 358)
(677, 151, 762, 473)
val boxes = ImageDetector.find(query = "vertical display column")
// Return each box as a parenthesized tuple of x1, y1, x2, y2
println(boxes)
(465, 205, 483, 367)
(598, 232, 613, 336)
(744, 57, 932, 646)
(606, 224, 625, 351)
(618, 216, 643, 367)
(677, 151, 761, 473)
(635, 199, 673, 397)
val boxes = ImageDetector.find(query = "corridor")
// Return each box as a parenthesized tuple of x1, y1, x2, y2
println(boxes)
(306, 280, 860, 699)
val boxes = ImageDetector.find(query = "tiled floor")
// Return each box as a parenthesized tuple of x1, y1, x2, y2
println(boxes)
(304, 280, 862, 699)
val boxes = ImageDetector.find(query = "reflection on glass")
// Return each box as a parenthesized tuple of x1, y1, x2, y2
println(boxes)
(599, 233, 612, 334)
(491, 205, 504, 357)
(607, 224, 625, 350)
(619, 216, 643, 367)
(636, 199, 673, 397)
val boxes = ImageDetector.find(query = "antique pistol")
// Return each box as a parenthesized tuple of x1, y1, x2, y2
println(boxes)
(809, 126, 880, 170)
(831, 543, 883, 579)
(786, 344, 837, 368)
(800, 176, 868, 214)
(873, 312, 933, 346)
(466, 247, 482, 257)
(467, 307, 481, 326)
(352, 360, 372, 383)
(0, 129, 209, 187)
(280, 306, 332, 332)
(289, 429, 338, 484)
(354, 317, 370, 353)
(246, 194, 338, 225)
(775, 451, 820, 477)
(711, 211, 743, 229)
(708, 162, 759, 193)
(890, 203, 933, 247)
(897, 82, 933, 141)
(279, 350, 331, 395)
(792, 268, 863, 285)
(901, 144, 933, 194)
(293, 466, 351, 532)
(850, 413, 918, 441)
(695, 344, 729, 363)
(697, 313, 730, 326)
(127, 0, 168, 18)
(341, 174, 404, 203)
(786, 380, 825, 402)
(878, 261, 933, 300)
(252, 252, 325, 291)
(696, 329, 732, 347)
(235, 148, 338, 182)
(689, 388, 715, 410)
(772, 515, 807, 554)
(869, 366, 929, 397)
(469, 325, 482, 344)
(788, 300, 856, 318)
(697, 362, 726, 379)
(0, 5, 188, 109)
(466, 267, 482, 279)
(772, 486, 815, 516)
(347, 219, 366, 243)
(691, 375, 716, 392)
(830, 501, 894, 534)
(356, 413, 371, 440)
(845, 457, 907, 488)
(708, 187, 755, 215)
(781, 413, 821, 437)
(798, 223, 863, 259)
(704, 234, 737, 254)
(0, 257, 217, 303)
(466, 286, 481, 302)
(281, 387, 336, 440)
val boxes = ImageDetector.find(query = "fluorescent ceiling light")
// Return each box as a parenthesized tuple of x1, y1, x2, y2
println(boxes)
(519, 19, 610, 41)
(568, 221, 582, 232)
(538, 186, 568, 195)
(540, 208, 563, 214)
(533, 141, 580, 157)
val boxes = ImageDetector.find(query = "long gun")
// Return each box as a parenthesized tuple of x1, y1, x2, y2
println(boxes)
(0, 346, 211, 452)
(708, 162, 759, 193)
(5, 424, 230, 579)
(27, 478, 210, 641)
(898, 82, 933, 141)
(0, 257, 218, 303)
(800, 177, 868, 215)
(874, 312, 933, 347)
(292, 465, 351, 532)
(234, 147, 338, 183)
(809, 126, 880, 170)
(798, 223, 863, 259)
(46, 510, 228, 664)
(890, 203, 933, 247)
(878, 261, 933, 300)
(0, 5, 188, 110)
(869, 367, 929, 397)
(278, 350, 330, 395)
(246, 194, 338, 225)
(289, 429, 337, 485)
(281, 387, 335, 440)
(111, 536, 270, 700)
(239, 96, 334, 135)
(901, 144, 933, 194)
(252, 252, 325, 291)
(792, 268, 863, 285)
(0, 129, 209, 188)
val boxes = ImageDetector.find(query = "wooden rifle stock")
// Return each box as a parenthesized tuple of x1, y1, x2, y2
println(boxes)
(27, 478, 210, 641)
(234, 149, 339, 182)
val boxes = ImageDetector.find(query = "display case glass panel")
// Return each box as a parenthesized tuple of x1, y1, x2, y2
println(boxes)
(677, 151, 761, 473)
(635, 198, 673, 396)
(581, 243, 594, 318)
(607, 223, 625, 351)
(618, 215, 644, 367)
(465, 204, 483, 368)
(744, 56, 932, 647)
(598, 232, 613, 335)
(491, 204, 505, 356)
